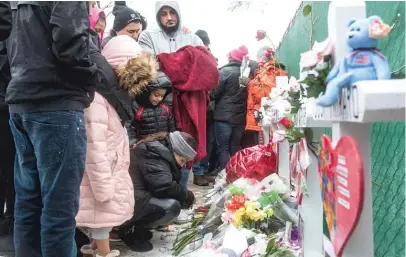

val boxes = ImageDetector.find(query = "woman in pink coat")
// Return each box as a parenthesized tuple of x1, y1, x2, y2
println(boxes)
(77, 35, 157, 257)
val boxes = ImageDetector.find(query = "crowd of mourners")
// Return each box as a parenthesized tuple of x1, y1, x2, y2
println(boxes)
(0, 1, 287, 257)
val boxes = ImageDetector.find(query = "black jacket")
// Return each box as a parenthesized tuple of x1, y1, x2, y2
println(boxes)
(0, 41, 10, 110)
(211, 61, 248, 125)
(127, 72, 175, 145)
(89, 39, 133, 125)
(6, 1, 97, 113)
(0, 1, 12, 41)
(129, 135, 188, 220)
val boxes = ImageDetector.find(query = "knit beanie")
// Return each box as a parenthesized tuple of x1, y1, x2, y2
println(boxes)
(230, 45, 249, 62)
(102, 35, 142, 70)
(169, 131, 197, 160)
(112, 5, 141, 32)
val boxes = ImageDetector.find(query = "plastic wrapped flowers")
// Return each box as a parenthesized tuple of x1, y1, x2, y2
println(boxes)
(172, 174, 300, 256)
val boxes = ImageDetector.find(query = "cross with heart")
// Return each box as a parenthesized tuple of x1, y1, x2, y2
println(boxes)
(318, 135, 365, 257)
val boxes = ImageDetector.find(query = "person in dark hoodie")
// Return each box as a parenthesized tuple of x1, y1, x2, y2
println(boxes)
(211, 45, 250, 171)
(127, 71, 176, 147)
(101, 1, 146, 48)
(0, 42, 15, 257)
(6, 2, 97, 257)
(0, 2, 14, 256)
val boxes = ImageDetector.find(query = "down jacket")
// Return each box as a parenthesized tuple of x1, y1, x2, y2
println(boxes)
(129, 132, 188, 220)
(127, 72, 175, 145)
(76, 92, 134, 228)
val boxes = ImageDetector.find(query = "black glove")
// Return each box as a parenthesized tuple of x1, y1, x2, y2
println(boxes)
(183, 190, 195, 209)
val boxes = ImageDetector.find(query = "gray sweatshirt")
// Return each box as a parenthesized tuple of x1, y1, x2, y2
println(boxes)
(138, 1, 203, 55)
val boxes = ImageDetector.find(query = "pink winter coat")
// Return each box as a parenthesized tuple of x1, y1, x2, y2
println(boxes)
(76, 92, 134, 228)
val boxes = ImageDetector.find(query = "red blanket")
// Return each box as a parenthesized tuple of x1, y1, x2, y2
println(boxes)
(158, 46, 219, 161)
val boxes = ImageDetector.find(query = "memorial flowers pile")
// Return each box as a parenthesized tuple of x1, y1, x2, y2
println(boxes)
(172, 174, 301, 256)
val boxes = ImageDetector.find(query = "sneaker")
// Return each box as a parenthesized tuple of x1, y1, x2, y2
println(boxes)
(174, 209, 192, 224)
(95, 249, 120, 257)
(80, 244, 96, 257)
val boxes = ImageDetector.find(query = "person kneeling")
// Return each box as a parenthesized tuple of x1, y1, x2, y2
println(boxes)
(122, 131, 196, 252)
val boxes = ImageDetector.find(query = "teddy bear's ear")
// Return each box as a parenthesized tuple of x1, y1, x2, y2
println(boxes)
(368, 15, 383, 23)
(347, 18, 357, 28)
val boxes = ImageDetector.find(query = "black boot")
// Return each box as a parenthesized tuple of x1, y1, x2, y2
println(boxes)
(0, 216, 15, 256)
(75, 228, 90, 257)
(122, 228, 153, 252)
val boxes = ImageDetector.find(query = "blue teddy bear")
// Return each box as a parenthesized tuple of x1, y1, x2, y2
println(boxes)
(316, 16, 391, 107)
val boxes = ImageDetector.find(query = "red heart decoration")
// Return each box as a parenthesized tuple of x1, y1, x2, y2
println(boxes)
(318, 135, 364, 257)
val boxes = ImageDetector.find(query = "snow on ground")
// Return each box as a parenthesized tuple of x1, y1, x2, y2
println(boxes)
(118, 178, 212, 257)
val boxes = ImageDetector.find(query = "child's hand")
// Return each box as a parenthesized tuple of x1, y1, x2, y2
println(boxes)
(130, 144, 137, 150)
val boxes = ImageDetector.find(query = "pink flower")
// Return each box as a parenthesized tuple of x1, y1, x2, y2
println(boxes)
(300, 37, 334, 69)
(300, 50, 320, 68)
(272, 130, 286, 143)
(289, 76, 301, 92)
(256, 30, 267, 41)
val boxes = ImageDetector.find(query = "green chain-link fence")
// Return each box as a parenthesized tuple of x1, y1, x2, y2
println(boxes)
(276, 2, 405, 256)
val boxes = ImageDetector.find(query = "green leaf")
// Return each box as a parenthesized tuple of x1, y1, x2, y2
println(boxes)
(266, 238, 276, 253)
(258, 195, 272, 207)
(303, 4, 312, 17)
(304, 128, 313, 143)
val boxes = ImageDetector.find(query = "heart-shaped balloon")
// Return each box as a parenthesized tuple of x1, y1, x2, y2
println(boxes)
(318, 135, 364, 257)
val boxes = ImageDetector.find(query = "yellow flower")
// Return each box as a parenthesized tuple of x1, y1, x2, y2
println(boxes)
(245, 201, 256, 217)
(233, 215, 243, 227)
(251, 210, 267, 221)
(233, 207, 246, 227)
(235, 207, 246, 216)
(267, 208, 274, 217)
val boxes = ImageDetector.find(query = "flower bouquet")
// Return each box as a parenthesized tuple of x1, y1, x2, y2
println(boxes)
(299, 37, 333, 99)
(259, 85, 305, 144)
(173, 174, 297, 256)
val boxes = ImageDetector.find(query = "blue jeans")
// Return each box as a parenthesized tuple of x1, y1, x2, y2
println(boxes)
(180, 167, 190, 189)
(192, 123, 216, 176)
(215, 121, 245, 170)
(9, 111, 87, 257)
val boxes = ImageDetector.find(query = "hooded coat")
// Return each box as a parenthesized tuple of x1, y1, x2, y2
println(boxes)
(76, 41, 134, 229)
(127, 72, 176, 145)
(129, 132, 188, 221)
(138, 1, 203, 55)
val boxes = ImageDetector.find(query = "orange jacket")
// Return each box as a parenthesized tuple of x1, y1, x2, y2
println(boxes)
(246, 61, 287, 131)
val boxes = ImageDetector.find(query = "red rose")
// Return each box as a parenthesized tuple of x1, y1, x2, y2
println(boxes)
(279, 117, 292, 129)
(265, 51, 271, 59)
(256, 30, 266, 41)
(226, 195, 248, 211)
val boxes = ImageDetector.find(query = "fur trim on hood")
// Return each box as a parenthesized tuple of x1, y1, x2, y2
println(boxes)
(116, 54, 157, 97)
